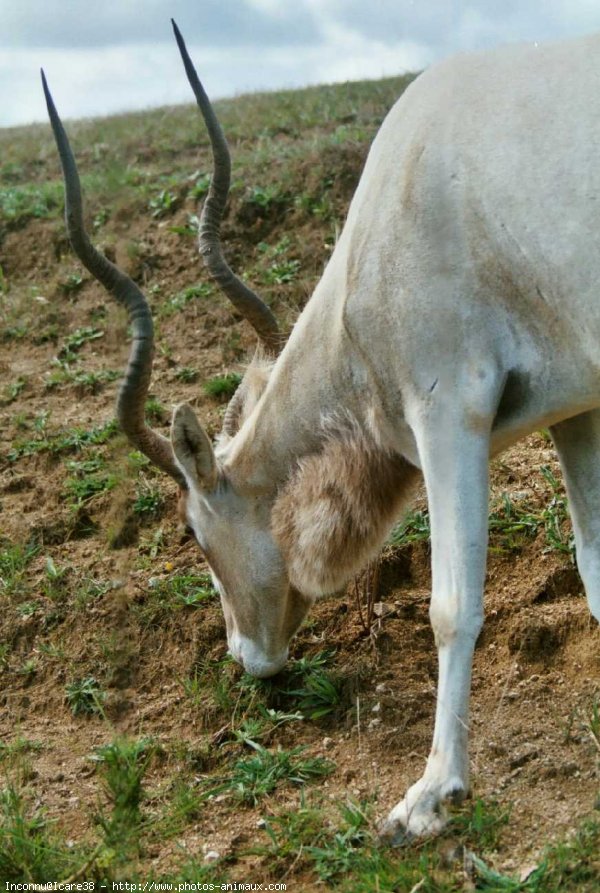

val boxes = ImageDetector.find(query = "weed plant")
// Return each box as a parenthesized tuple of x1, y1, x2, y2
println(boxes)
(92, 737, 155, 855)
(0, 540, 37, 600)
(65, 676, 106, 716)
(135, 573, 215, 627)
(8, 419, 118, 462)
(203, 372, 242, 399)
(202, 744, 333, 806)
(0, 784, 85, 883)
(389, 465, 574, 558)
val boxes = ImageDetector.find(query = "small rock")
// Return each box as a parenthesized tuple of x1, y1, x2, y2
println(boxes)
(509, 746, 539, 770)
(520, 864, 540, 882)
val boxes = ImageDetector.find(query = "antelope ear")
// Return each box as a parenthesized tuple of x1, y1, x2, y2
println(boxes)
(171, 404, 217, 490)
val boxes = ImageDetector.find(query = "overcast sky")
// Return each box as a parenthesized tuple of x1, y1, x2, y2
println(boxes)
(3, 1, 600, 128)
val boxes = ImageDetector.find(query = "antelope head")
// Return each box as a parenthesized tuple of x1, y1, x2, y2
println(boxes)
(42, 21, 315, 678)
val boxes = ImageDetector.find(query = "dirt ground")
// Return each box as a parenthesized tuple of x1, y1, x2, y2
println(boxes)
(0, 90, 599, 882)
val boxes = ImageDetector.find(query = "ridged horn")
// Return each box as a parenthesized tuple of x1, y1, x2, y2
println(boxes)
(41, 70, 186, 489)
(171, 19, 282, 354)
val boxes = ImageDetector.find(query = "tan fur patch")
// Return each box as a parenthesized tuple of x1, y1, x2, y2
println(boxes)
(177, 488, 189, 527)
(218, 355, 274, 444)
(271, 416, 419, 596)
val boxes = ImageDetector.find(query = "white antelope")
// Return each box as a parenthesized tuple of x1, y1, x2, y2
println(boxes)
(43, 23, 600, 839)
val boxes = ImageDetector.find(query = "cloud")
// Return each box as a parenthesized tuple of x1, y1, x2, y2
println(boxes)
(1, 0, 318, 49)
(4, 33, 428, 129)
(3, 1, 600, 127)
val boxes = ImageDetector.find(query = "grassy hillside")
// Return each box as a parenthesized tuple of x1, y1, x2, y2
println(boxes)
(0, 75, 598, 889)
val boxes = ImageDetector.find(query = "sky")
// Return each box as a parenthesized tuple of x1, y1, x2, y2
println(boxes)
(3, 1, 600, 128)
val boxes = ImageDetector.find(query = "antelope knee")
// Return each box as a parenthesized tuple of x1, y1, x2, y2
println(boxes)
(429, 600, 483, 648)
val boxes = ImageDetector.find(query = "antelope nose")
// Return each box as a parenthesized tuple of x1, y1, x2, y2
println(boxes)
(228, 633, 288, 678)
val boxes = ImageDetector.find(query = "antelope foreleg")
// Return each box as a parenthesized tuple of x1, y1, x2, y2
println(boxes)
(381, 396, 493, 840)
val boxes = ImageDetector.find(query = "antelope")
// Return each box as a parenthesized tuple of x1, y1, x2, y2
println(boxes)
(42, 23, 600, 840)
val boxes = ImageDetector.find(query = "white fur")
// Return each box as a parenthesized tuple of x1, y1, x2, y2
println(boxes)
(172, 33, 600, 841)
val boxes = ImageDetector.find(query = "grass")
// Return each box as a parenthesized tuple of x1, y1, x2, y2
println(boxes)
(488, 469, 573, 556)
(45, 367, 119, 393)
(201, 744, 334, 806)
(63, 456, 118, 507)
(132, 481, 164, 518)
(251, 796, 600, 892)
(65, 676, 106, 716)
(1, 376, 27, 405)
(254, 796, 500, 891)
(8, 418, 118, 462)
(389, 508, 431, 546)
(466, 817, 600, 891)
(0, 784, 86, 884)
(174, 365, 198, 383)
(145, 396, 166, 422)
(168, 212, 200, 237)
(0, 181, 64, 225)
(0, 737, 156, 883)
(134, 572, 215, 626)
(0, 540, 38, 600)
(244, 183, 289, 211)
(148, 187, 179, 218)
(231, 706, 304, 749)
(0, 738, 43, 764)
(57, 326, 104, 362)
(157, 282, 213, 317)
(389, 464, 574, 558)
(59, 271, 85, 294)
(203, 371, 243, 399)
(271, 650, 343, 720)
(257, 237, 302, 284)
(92, 738, 155, 854)
(186, 649, 344, 727)
(0, 730, 597, 889)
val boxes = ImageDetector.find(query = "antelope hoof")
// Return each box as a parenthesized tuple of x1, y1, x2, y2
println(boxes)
(378, 776, 467, 844)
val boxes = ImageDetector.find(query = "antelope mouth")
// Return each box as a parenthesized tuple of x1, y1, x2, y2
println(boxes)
(228, 633, 289, 678)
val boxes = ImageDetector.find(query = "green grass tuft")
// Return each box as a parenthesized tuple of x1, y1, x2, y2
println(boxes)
(203, 372, 242, 399)
(65, 676, 106, 716)
(92, 737, 156, 855)
(203, 745, 334, 806)
(0, 784, 86, 883)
